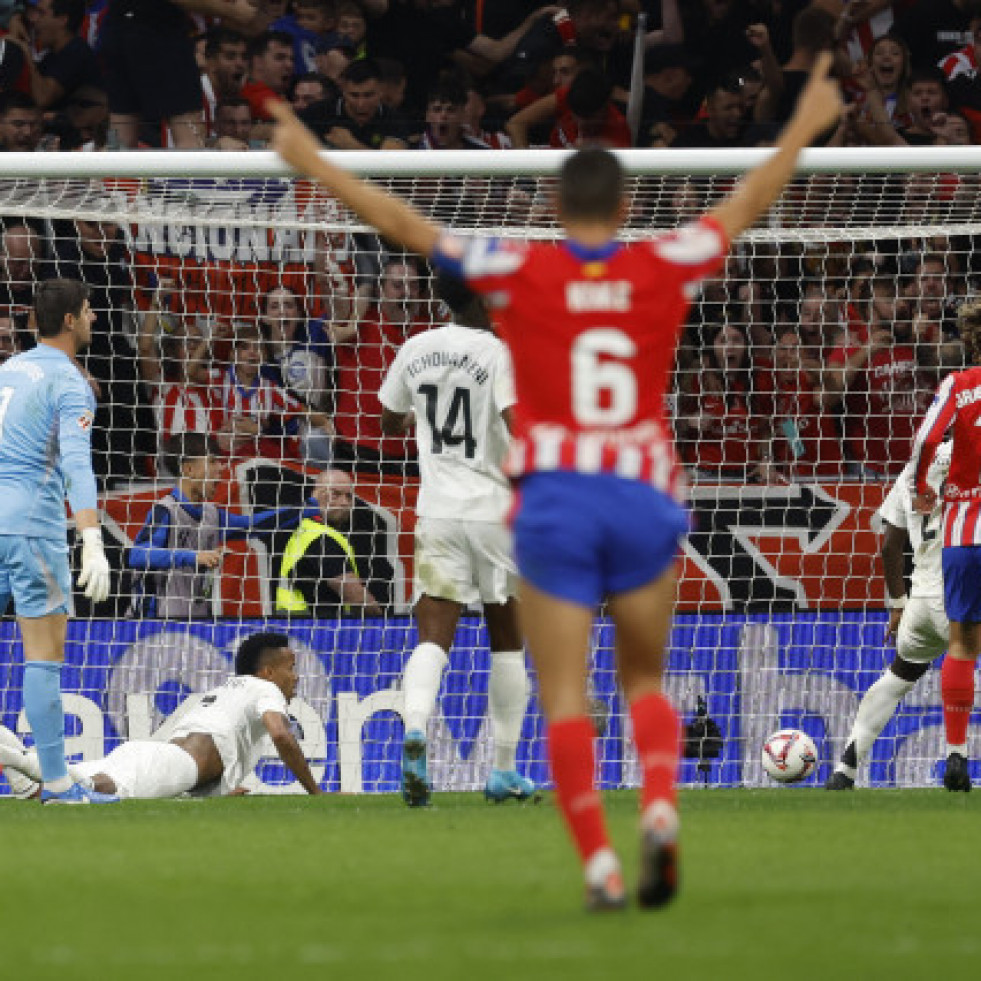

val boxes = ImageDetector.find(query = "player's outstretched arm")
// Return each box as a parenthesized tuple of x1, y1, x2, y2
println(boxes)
(270, 101, 441, 258)
(710, 51, 842, 243)
(261, 710, 323, 795)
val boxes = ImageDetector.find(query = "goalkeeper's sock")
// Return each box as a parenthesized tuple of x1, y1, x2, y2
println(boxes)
(941, 655, 976, 751)
(629, 692, 680, 811)
(23, 661, 71, 790)
(488, 650, 529, 772)
(841, 669, 914, 776)
(402, 642, 448, 733)
(548, 717, 611, 865)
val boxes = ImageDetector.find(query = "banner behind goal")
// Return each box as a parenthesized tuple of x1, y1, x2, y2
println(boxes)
(0, 147, 978, 791)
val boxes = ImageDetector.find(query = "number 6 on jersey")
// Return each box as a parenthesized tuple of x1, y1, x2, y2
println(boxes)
(572, 328, 637, 426)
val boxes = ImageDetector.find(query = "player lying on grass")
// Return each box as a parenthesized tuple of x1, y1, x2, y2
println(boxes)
(827, 441, 951, 789)
(0, 632, 322, 799)
(379, 272, 534, 807)
(270, 56, 841, 912)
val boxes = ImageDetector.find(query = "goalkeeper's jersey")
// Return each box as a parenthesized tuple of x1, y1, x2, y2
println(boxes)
(168, 675, 289, 796)
(879, 441, 951, 599)
(0, 345, 97, 541)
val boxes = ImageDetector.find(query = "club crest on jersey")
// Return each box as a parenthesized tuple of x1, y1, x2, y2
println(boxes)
(77, 411, 94, 431)
(581, 261, 606, 278)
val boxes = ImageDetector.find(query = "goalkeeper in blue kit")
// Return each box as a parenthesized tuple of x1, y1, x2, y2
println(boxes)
(0, 279, 118, 804)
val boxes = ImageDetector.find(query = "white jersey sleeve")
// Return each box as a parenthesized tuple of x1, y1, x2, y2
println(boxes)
(378, 343, 413, 414)
(169, 675, 288, 795)
(878, 472, 909, 531)
(493, 345, 516, 415)
(878, 442, 950, 599)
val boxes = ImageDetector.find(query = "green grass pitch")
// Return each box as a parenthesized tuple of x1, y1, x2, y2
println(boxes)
(1, 789, 978, 980)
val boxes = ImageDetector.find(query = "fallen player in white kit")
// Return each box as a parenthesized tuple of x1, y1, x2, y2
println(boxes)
(0, 632, 322, 799)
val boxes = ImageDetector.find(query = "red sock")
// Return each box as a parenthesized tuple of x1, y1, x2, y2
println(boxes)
(942, 656, 976, 747)
(547, 717, 610, 865)
(630, 692, 681, 811)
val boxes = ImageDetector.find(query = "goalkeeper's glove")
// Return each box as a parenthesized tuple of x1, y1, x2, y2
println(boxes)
(77, 527, 111, 604)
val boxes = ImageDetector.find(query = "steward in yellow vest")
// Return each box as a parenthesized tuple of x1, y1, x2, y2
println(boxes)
(275, 516, 381, 616)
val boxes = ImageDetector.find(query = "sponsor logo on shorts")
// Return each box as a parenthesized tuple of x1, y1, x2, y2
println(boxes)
(77, 411, 93, 431)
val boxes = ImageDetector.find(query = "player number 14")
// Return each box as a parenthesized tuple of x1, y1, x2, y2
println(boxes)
(571, 328, 637, 426)
(419, 383, 477, 458)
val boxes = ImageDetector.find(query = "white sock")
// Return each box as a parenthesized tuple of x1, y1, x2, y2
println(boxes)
(836, 669, 914, 779)
(402, 642, 448, 734)
(947, 743, 968, 757)
(641, 799, 680, 840)
(0, 744, 41, 796)
(1, 730, 87, 795)
(0, 742, 43, 783)
(583, 846, 621, 888)
(489, 650, 530, 772)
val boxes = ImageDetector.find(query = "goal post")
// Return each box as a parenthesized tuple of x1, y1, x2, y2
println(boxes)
(0, 146, 978, 793)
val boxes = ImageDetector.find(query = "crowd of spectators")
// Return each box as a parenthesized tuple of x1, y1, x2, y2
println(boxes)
(4, 1, 981, 153)
(0, 0, 979, 495)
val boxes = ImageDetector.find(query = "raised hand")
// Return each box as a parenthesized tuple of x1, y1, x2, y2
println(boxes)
(269, 100, 327, 179)
(796, 51, 844, 135)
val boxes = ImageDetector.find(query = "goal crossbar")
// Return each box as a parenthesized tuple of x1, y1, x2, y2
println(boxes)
(1, 145, 981, 179)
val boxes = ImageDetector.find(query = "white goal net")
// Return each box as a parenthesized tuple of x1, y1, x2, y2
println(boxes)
(0, 146, 977, 793)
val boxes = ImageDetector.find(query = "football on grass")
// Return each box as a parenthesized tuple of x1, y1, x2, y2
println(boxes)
(761, 729, 818, 784)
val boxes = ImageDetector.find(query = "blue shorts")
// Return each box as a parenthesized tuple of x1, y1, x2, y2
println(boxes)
(0, 536, 71, 618)
(943, 546, 981, 623)
(511, 471, 688, 608)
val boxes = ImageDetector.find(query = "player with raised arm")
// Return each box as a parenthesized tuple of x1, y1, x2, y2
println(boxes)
(826, 441, 952, 790)
(378, 272, 534, 808)
(270, 57, 841, 910)
(0, 279, 116, 805)
(909, 303, 981, 792)
(0, 632, 323, 799)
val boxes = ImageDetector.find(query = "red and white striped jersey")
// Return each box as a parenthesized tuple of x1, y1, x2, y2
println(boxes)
(157, 383, 213, 441)
(207, 366, 303, 429)
(940, 43, 978, 81)
(841, 2, 918, 62)
(911, 366, 981, 546)
(82, 1, 109, 49)
(842, 6, 895, 62)
(432, 217, 728, 497)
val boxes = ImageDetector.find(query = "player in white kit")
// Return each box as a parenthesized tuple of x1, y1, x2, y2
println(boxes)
(826, 442, 952, 789)
(0, 632, 322, 799)
(379, 272, 534, 807)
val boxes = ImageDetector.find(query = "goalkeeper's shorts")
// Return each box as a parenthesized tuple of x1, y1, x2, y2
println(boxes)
(511, 471, 688, 608)
(0, 536, 71, 618)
